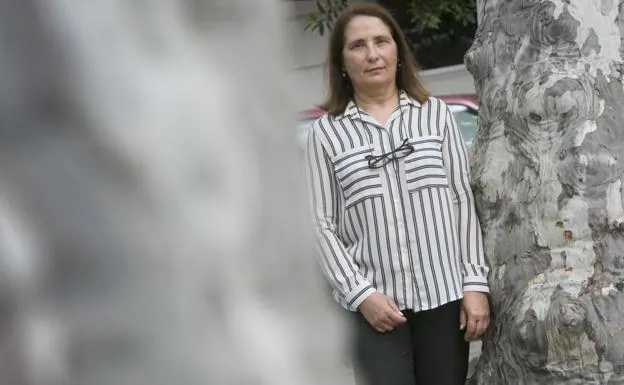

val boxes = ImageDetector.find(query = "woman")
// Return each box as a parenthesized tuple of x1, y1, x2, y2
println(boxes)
(304, 3, 490, 385)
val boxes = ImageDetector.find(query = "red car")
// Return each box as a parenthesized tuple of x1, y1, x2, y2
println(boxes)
(297, 94, 478, 150)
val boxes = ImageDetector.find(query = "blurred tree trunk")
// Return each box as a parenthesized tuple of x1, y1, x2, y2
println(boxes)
(0, 1, 351, 385)
(465, 0, 624, 383)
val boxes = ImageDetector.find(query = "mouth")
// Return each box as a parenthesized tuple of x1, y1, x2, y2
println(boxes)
(366, 67, 385, 73)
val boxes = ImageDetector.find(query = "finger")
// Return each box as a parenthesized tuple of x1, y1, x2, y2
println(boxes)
(375, 314, 395, 329)
(386, 298, 405, 318)
(380, 298, 405, 324)
(375, 321, 394, 333)
(382, 313, 402, 329)
(474, 321, 487, 339)
(459, 307, 467, 330)
(388, 311, 407, 325)
(475, 316, 490, 338)
(386, 309, 407, 325)
(364, 315, 387, 333)
(464, 318, 478, 341)
(371, 320, 386, 333)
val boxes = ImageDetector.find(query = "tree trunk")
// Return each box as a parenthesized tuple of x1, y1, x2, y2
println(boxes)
(465, 1, 624, 383)
(0, 1, 352, 384)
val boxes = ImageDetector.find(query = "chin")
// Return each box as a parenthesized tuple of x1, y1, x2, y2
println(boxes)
(364, 77, 393, 88)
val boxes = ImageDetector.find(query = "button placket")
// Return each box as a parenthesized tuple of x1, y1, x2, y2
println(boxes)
(385, 110, 412, 266)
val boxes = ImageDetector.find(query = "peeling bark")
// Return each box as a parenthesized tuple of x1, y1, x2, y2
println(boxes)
(465, 1, 624, 383)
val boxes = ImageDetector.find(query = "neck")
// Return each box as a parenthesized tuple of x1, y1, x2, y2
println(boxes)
(353, 84, 399, 110)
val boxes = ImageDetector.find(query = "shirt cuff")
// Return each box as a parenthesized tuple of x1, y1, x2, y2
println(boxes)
(463, 276, 490, 293)
(345, 283, 376, 311)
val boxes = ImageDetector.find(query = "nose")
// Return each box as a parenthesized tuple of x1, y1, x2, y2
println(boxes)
(366, 43, 380, 62)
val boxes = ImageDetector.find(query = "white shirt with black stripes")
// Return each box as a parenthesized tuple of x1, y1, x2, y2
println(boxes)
(304, 91, 489, 312)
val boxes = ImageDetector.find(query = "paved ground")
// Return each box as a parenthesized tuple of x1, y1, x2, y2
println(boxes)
(467, 340, 482, 378)
(470, 340, 482, 359)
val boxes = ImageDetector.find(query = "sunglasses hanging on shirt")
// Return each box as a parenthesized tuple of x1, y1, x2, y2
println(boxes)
(365, 138, 414, 168)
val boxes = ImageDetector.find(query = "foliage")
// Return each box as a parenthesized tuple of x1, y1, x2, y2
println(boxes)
(408, 0, 475, 33)
(304, 0, 476, 36)
(303, 0, 348, 36)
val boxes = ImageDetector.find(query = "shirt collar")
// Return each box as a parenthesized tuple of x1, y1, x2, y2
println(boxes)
(340, 100, 359, 120)
(399, 90, 422, 109)
(337, 90, 421, 121)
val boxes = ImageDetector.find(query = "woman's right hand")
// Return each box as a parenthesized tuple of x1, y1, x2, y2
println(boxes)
(358, 292, 407, 333)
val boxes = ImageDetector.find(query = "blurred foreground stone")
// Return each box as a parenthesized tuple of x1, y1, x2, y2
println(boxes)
(0, 1, 353, 384)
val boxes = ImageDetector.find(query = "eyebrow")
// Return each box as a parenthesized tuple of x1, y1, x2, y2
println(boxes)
(347, 35, 391, 46)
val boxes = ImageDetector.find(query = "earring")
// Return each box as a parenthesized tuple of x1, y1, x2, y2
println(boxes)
(341, 71, 347, 78)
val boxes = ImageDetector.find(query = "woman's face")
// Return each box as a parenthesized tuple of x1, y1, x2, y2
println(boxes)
(342, 15, 398, 93)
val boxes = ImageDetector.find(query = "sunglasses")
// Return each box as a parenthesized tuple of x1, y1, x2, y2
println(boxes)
(365, 138, 414, 169)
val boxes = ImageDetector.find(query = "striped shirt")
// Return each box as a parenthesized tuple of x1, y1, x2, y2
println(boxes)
(304, 91, 489, 312)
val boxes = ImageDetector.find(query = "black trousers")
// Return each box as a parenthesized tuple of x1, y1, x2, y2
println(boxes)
(349, 299, 469, 385)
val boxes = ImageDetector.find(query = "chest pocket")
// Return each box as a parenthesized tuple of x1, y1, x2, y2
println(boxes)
(331, 145, 383, 208)
(404, 135, 449, 191)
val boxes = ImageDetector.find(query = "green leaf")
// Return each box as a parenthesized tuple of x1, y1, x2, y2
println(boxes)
(437, 3, 451, 12)
(316, 0, 326, 14)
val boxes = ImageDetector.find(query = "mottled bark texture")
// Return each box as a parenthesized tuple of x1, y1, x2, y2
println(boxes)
(465, 1, 624, 384)
(0, 1, 352, 385)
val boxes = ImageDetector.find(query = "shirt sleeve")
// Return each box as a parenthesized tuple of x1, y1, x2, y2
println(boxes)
(303, 124, 376, 310)
(441, 104, 490, 293)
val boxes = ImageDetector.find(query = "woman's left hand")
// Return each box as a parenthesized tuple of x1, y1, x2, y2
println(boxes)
(460, 291, 490, 341)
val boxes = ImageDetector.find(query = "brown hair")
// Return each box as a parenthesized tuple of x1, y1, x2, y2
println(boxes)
(318, 3, 430, 116)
